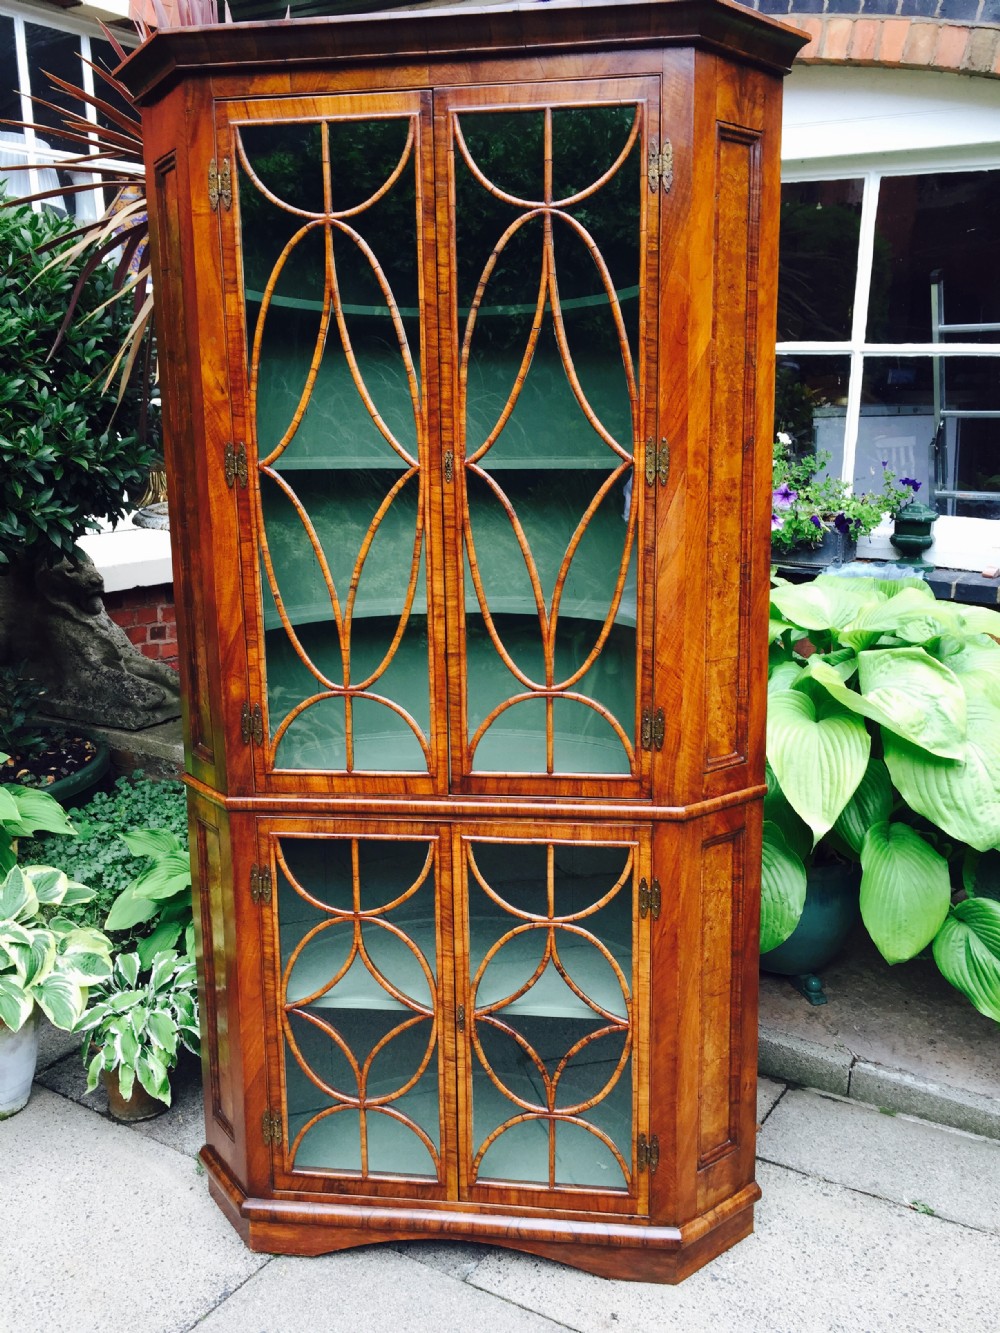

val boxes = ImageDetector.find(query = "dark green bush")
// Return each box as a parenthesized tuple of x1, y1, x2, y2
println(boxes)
(0, 195, 153, 567)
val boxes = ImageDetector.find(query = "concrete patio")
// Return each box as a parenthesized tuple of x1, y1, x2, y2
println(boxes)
(7, 960, 1000, 1333)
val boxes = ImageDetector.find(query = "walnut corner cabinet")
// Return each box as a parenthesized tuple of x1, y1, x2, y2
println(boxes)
(121, 0, 806, 1283)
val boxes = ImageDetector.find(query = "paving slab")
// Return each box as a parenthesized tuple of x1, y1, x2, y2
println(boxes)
(393, 1239, 489, 1282)
(193, 1247, 569, 1332)
(2, 1087, 266, 1333)
(759, 926, 1000, 1103)
(759, 1087, 1000, 1234)
(756, 1075, 785, 1123)
(466, 1157, 1000, 1331)
(849, 1060, 1000, 1142)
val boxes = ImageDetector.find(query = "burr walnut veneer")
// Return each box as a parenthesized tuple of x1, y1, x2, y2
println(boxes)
(121, 0, 805, 1282)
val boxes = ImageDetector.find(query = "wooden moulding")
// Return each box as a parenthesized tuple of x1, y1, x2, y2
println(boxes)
(203, 1146, 760, 1283)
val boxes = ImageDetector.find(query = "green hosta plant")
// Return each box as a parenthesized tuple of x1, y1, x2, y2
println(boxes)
(763, 573, 1000, 1023)
(104, 830, 193, 969)
(0, 864, 113, 1032)
(77, 948, 200, 1106)
(0, 756, 77, 873)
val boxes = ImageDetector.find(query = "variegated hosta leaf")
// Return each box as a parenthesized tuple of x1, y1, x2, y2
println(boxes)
(767, 688, 871, 842)
(932, 899, 1000, 1023)
(760, 822, 808, 953)
(0, 866, 36, 924)
(801, 650, 966, 759)
(860, 822, 951, 965)
(833, 758, 894, 855)
(136, 1049, 172, 1105)
(24, 930, 57, 988)
(770, 576, 886, 635)
(23, 866, 72, 906)
(0, 975, 34, 1031)
(58, 951, 113, 986)
(884, 691, 1000, 853)
(33, 972, 88, 1031)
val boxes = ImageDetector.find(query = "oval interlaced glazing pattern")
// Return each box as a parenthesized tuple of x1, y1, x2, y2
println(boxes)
(237, 117, 430, 773)
(466, 840, 634, 1190)
(278, 837, 441, 1179)
(454, 105, 643, 776)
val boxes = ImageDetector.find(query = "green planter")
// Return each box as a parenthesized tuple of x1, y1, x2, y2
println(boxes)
(890, 502, 938, 561)
(760, 861, 860, 1004)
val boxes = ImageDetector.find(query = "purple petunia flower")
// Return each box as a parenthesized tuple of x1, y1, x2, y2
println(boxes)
(810, 515, 823, 529)
(900, 477, 922, 493)
(772, 483, 797, 510)
(834, 512, 851, 535)
(772, 513, 783, 531)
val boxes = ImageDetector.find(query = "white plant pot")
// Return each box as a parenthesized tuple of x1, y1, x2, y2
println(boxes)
(0, 1010, 39, 1118)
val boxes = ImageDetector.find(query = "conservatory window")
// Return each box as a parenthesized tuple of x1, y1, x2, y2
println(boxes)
(0, 5, 135, 223)
(777, 166, 1000, 519)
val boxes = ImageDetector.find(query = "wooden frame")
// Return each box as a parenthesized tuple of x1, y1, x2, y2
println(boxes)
(125, 0, 805, 1284)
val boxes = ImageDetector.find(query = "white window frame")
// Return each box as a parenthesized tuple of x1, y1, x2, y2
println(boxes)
(779, 150, 1000, 509)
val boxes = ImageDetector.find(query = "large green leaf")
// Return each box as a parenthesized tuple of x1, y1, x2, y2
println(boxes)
(0, 787, 21, 825)
(935, 636, 1000, 710)
(884, 691, 1000, 852)
(767, 689, 870, 842)
(7, 786, 75, 838)
(764, 762, 812, 861)
(33, 971, 87, 1031)
(770, 577, 885, 635)
(860, 822, 951, 965)
(121, 829, 181, 859)
(0, 866, 35, 923)
(833, 758, 893, 855)
(839, 587, 954, 651)
(759, 822, 808, 953)
(0, 975, 33, 1031)
(932, 899, 1000, 1023)
(104, 885, 158, 931)
(801, 650, 966, 759)
(130, 851, 191, 901)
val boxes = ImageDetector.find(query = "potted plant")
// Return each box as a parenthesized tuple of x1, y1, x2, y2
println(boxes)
(0, 862, 113, 1116)
(888, 475, 939, 561)
(0, 664, 110, 808)
(762, 572, 1000, 1021)
(770, 434, 921, 566)
(76, 947, 200, 1120)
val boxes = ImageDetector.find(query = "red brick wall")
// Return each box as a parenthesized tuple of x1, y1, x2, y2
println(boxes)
(104, 584, 179, 670)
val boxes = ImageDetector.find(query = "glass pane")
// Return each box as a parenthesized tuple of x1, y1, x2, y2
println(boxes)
(278, 834, 441, 1180)
(871, 170, 1000, 344)
(778, 179, 863, 342)
(454, 104, 642, 778)
(858, 355, 1000, 517)
(774, 355, 852, 479)
(238, 115, 431, 773)
(0, 19, 19, 126)
(25, 24, 82, 137)
(466, 839, 634, 1191)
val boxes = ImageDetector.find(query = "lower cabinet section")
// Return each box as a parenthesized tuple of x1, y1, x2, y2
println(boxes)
(189, 793, 762, 1282)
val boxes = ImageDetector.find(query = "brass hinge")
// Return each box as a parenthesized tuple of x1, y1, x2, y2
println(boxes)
(652, 707, 665, 751)
(640, 708, 652, 751)
(644, 438, 656, 487)
(637, 877, 661, 921)
(241, 701, 264, 746)
(250, 863, 272, 906)
(637, 1133, 660, 1173)
(261, 1108, 282, 1147)
(208, 156, 232, 211)
(657, 438, 670, 487)
(647, 140, 673, 194)
(444, 449, 454, 483)
(224, 440, 248, 489)
(456, 1003, 466, 1032)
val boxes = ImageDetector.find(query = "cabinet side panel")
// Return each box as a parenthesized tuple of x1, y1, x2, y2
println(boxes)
(154, 153, 215, 771)
(193, 805, 234, 1139)
(697, 828, 741, 1164)
(704, 124, 760, 774)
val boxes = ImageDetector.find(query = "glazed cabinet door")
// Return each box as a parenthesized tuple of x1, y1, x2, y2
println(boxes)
(454, 822, 651, 1216)
(215, 92, 447, 797)
(434, 80, 660, 800)
(257, 818, 456, 1200)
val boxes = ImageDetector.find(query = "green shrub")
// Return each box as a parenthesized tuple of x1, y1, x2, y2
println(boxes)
(18, 774, 187, 930)
(0, 194, 153, 568)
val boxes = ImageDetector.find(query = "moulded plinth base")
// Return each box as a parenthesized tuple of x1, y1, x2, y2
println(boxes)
(200, 1147, 759, 1284)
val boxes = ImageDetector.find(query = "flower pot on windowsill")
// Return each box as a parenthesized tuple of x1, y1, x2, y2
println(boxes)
(890, 501, 938, 561)
(772, 527, 857, 570)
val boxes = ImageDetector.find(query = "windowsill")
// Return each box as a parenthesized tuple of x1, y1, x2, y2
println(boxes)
(77, 514, 173, 593)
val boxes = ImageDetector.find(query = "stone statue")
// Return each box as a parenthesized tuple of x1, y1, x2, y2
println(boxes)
(0, 550, 181, 729)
